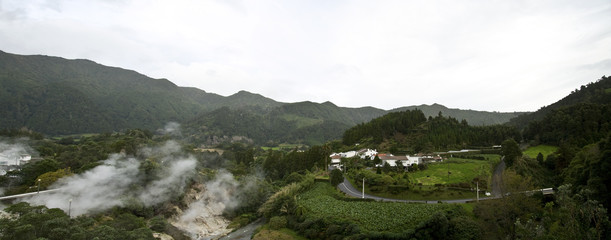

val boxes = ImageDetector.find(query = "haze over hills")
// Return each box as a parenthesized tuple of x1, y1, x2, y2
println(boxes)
(0, 50, 526, 144)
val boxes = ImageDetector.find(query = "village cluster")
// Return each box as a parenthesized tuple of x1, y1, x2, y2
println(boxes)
(329, 148, 444, 171)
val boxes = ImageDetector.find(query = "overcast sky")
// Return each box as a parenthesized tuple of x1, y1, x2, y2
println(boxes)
(1, 0, 610, 112)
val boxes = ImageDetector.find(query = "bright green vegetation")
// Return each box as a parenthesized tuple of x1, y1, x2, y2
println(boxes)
(523, 145, 558, 159)
(344, 155, 499, 201)
(298, 182, 453, 232)
(261, 143, 305, 151)
(409, 158, 493, 185)
(347, 176, 477, 201)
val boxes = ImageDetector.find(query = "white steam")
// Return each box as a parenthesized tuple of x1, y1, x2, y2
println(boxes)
(0, 141, 37, 165)
(25, 140, 197, 216)
(138, 158, 197, 206)
(172, 170, 241, 239)
(159, 122, 182, 136)
(27, 154, 140, 215)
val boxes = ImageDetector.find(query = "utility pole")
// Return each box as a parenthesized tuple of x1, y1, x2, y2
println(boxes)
(362, 178, 365, 199)
(476, 181, 479, 202)
(68, 199, 72, 218)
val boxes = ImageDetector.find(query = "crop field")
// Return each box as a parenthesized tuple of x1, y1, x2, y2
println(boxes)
(261, 143, 306, 151)
(523, 145, 558, 159)
(298, 182, 453, 232)
(409, 158, 493, 185)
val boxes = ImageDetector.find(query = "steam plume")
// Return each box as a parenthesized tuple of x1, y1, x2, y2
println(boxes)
(25, 140, 196, 216)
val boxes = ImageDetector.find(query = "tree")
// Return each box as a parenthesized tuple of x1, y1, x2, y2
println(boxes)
(474, 170, 541, 239)
(501, 139, 522, 167)
(536, 152, 544, 165)
(373, 155, 382, 166)
(395, 160, 404, 172)
(330, 169, 344, 186)
(382, 161, 392, 174)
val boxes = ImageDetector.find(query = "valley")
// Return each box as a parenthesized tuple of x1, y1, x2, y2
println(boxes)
(0, 51, 610, 240)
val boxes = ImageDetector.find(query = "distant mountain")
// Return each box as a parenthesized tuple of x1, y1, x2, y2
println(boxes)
(0, 51, 286, 135)
(392, 104, 526, 126)
(0, 50, 526, 144)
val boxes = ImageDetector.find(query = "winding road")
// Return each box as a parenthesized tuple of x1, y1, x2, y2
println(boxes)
(218, 218, 265, 240)
(337, 159, 507, 204)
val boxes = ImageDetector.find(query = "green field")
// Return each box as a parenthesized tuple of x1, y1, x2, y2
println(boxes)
(261, 143, 306, 151)
(523, 145, 558, 159)
(298, 182, 454, 232)
(348, 177, 478, 201)
(409, 157, 495, 186)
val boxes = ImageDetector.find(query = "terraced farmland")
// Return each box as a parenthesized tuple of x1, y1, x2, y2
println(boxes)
(297, 182, 453, 232)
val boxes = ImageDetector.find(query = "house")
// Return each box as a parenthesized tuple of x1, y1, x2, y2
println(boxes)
(357, 149, 378, 160)
(329, 149, 377, 160)
(376, 153, 443, 169)
(329, 154, 343, 170)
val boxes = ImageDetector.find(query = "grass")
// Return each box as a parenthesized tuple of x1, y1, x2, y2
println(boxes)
(409, 158, 492, 186)
(523, 145, 558, 159)
(460, 202, 476, 218)
(347, 177, 478, 201)
(261, 143, 306, 151)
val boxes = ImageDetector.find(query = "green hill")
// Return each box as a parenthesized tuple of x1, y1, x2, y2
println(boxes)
(0, 50, 529, 145)
(393, 103, 525, 126)
(342, 109, 520, 152)
(508, 75, 611, 130)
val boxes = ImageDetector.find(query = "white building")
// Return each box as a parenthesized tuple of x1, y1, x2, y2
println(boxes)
(377, 154, 444, 169)
(357, 149, 378, 160)
(0, 154, 32, 166)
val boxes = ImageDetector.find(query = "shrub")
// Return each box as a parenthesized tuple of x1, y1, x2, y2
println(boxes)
(269, 216, 288, 230)
(388, 185, 409, 194)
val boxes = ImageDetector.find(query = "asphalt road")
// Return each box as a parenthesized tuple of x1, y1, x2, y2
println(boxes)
(218, 218, 265, 240)
(0, 188, 62, 200)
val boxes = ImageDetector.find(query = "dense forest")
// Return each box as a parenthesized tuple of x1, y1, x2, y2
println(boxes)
(342, 109, 520, 152)
(392, 103, 525, 126)
(509, 75, 611, 130)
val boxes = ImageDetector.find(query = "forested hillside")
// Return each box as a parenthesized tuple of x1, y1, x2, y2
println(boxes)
(393, 103, 525, 126)
(0, 50, 529, 145)
(0, 50, 219, 134)
(342, 110, 520, 152)
(509, 75, 611, 129)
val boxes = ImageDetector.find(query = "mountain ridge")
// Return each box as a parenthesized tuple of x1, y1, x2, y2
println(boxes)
(0, 50, 527, 143)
